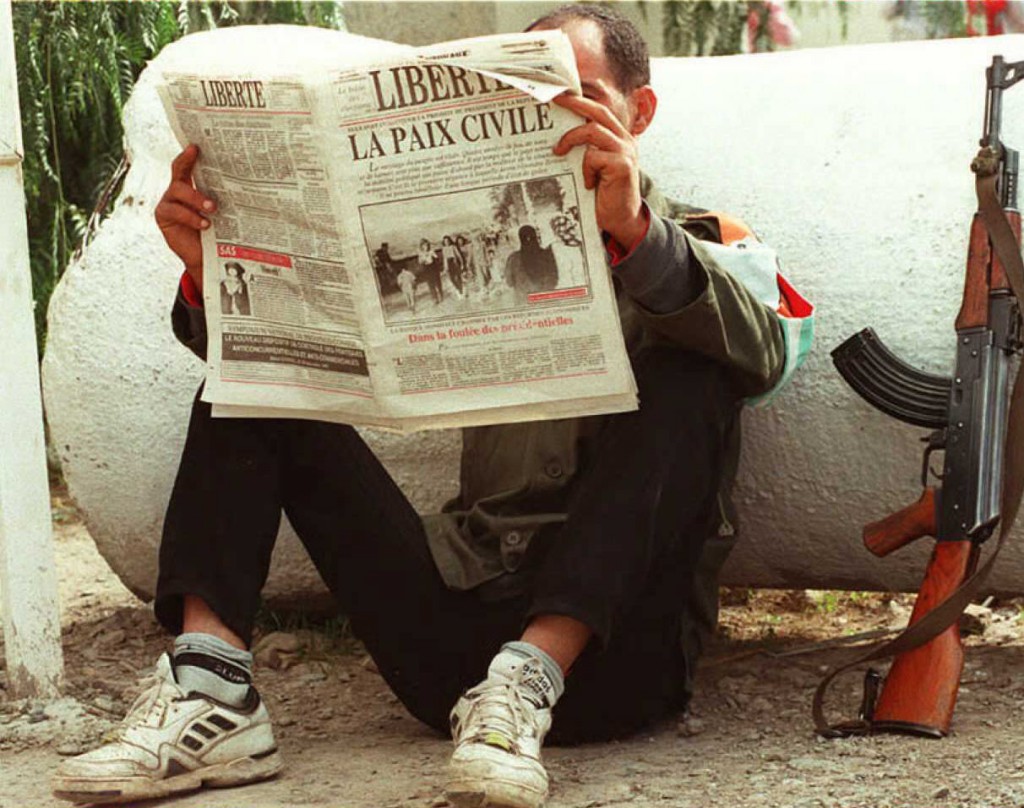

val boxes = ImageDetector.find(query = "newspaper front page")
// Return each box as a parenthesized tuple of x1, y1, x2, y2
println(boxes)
(157, 29, 636, 432)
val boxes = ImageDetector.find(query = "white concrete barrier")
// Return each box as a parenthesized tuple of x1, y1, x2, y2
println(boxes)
(41, 28, 1024, 602)
(644, 35, 1024, 593)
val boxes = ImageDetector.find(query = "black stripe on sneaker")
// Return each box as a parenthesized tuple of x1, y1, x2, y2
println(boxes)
(181, 735, 204, 752)
(191, 722, 217, 740)
(207, 713, 238, 731)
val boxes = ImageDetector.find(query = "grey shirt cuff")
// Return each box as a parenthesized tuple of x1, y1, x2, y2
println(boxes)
(613, 211, 702, 314)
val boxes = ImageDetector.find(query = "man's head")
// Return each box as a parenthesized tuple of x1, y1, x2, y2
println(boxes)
(527, 3, 656, 135)
(518, 225, 540, 251)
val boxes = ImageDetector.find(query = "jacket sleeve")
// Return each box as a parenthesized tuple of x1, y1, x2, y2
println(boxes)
(616, 211, 786, 399)
(171, 289, 208, 362)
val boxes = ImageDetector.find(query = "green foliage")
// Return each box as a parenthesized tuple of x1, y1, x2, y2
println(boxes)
(13, 1, 344, 357)
(661, 1, 794, 57)
(879, 1, 967, 38)
(253, 602, 360, 655)
(810, 589, 876, 614)
(813, 590, 843, 614)
(921, 1, 968, 38)
(662, 0, 749, 57)
(837, 0, 850, 41)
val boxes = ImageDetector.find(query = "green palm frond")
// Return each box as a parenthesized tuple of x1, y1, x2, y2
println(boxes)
(13, 0, 346, 357)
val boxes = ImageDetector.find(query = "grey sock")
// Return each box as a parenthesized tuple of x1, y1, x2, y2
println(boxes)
(173, 633, 253, 707)
(500, 640, 565, 705)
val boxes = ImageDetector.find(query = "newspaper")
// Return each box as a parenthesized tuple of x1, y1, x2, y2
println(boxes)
(157, 29, 637, 432)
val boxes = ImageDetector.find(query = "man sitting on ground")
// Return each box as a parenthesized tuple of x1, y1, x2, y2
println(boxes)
(54, 6, 797, 808)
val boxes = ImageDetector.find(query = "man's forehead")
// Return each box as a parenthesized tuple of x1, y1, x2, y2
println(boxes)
(535, 17, 614, 83)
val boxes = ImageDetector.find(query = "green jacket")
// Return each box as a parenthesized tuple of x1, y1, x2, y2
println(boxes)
(170, 176, 788, 603)
(422, 175, 786, 597)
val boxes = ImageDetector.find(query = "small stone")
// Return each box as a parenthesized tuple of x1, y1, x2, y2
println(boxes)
(253, 632, 303, 670)
(677, 715, 706, 737)
(27, 707, 48, 724)
(965, 603, 993, 620)
(97, 628, 127, 648)
(959, 611, 988, 637)
(933, 786, 951, 799)
(253, 631, 301, 653)
(55, 739, 92, 756)
(887, 600, 912, 630)
(93, 696, 118, 714)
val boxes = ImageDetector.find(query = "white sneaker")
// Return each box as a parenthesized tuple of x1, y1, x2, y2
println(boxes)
(52, 654, 283, 804)
(445, 656, 554, 808)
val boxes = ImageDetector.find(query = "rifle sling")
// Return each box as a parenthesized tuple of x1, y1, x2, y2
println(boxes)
(812, 161, 1024, 738)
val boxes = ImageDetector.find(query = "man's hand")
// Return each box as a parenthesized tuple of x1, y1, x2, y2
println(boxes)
(552, 93, 646, 250)
(155, 145, 215, 290)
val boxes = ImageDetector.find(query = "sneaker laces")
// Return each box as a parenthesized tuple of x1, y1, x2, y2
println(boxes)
(458, 674, 543, 752)
(114, 658, 183, 739)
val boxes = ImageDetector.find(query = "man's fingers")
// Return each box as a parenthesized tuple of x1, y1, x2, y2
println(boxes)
(581, 154, 597, 190)
(553, 93, 628, 137)
(156, 200, 210, 231)
(554, 122, 627, 157)
(580, 147, 632, 188)
(163, 180, 215, 213)
(582, 146, 631, 177)
(170, 144, 200, 182)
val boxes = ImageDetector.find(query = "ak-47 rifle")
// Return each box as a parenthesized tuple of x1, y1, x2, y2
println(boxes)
(816, 55, 1024, 738)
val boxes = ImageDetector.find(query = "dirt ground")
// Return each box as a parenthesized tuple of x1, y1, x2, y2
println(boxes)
(4, 496, 1024, 808)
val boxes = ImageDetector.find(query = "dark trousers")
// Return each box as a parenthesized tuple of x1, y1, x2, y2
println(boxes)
(156, 347, 738, 744)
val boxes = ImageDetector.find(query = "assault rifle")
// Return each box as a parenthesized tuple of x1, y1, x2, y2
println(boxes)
(816, 55, 1024, 738)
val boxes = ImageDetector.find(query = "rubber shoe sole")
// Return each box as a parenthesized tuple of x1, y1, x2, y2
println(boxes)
(445, 758, 546, 808)
(52, 749, 284, 805)
(445, 782, 546, 808)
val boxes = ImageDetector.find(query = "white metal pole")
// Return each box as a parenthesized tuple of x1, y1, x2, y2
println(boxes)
(0, 0, 65, 699)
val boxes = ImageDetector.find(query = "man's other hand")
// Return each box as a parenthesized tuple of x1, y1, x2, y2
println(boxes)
(552, 93, 646, 250)
(155, 145, 215, 290)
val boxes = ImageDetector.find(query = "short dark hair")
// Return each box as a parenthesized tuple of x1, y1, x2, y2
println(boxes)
(526, 3, 650, 92)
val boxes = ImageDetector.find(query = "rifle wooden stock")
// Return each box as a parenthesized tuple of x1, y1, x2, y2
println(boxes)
(863, 488, 938, 557)
(956, 215, 992, 330)
(871, 540, 976, 737)
(991, 210, 1022, 292)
